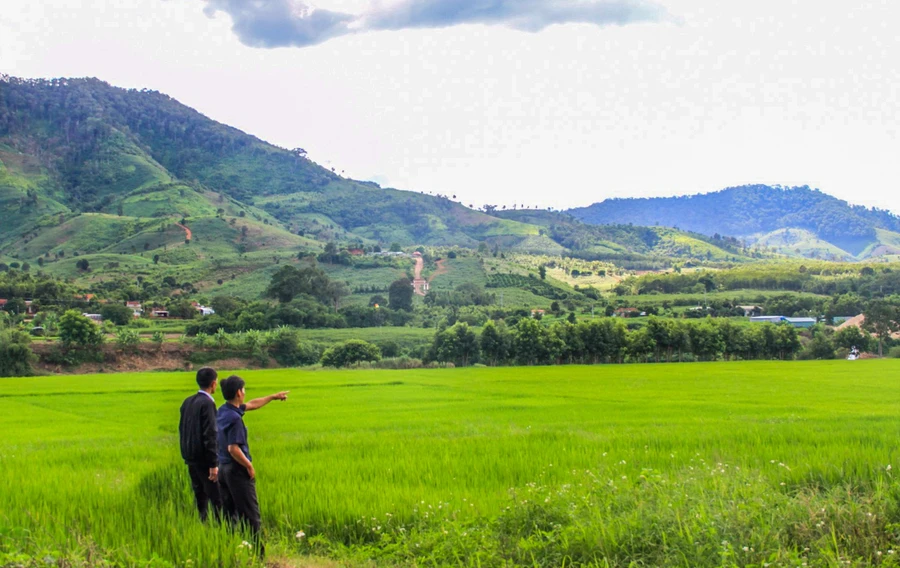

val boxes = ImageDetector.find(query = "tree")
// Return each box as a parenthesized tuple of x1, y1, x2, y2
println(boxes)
(266, 265, 334, 305)
(688, 320, 725, 361)
(626, 327, 655, 362)
(2, 298, 27, 315)
(0, 329, 37, 377)
(513, 318, 564, 365)
(863, 300, 900, 357)
(75, 259, 90, 271)
(539, 266, 547, 280)
(430, 322, 480, 366)
(833, 325, 873, 352)
(320, 340, 381, 367)
(100, 303, 134, 326)
(59, 310, 104, 348)
(480, 320, 509, 366)
(388, 278, 414, 312)
(389, 242, 403, 253)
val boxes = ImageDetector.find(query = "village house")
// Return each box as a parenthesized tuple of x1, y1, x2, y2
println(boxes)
(126, 301, 143, 317)
(614, 307, 641, 318)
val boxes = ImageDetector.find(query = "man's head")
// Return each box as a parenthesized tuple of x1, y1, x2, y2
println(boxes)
(196, 367, 218, 393)
(221, 375, 246, 404)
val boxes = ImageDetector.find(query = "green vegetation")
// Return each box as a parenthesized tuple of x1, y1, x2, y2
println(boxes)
(570, 184, 900, 259)
(3, 362, 900, 566)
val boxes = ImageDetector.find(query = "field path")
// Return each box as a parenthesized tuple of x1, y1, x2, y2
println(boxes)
(428, 259, 448, 282)
(412, 254, 428, 296)
(175, 222, 192, 241)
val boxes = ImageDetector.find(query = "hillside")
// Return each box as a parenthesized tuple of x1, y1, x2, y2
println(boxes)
(0, 76, 547, 251)
(0, 76, 790, 302)
(495, 209, 754, 263)
(568, 185, 900, 259)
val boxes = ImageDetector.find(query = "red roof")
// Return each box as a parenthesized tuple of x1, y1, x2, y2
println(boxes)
(0, 299, 7, 306)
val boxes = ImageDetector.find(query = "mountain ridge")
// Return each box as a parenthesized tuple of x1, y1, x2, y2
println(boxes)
(567, 185, 900, 259)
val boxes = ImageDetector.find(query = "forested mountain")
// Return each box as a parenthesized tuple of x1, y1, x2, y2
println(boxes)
(568, 185, 900, 258)
(0, 75, 753, 270)
(0, 75, 543, 250)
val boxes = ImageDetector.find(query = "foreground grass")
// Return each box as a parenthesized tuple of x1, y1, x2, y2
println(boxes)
(2, 361, 900, 566)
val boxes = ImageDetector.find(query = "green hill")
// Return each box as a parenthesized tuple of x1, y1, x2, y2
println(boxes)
(568, 185, 900, 259)
(0, 76, 783, 299)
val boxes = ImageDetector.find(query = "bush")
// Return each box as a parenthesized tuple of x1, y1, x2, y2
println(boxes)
(888, 345, 900, 359)
(374, 356, 424, 370)
(268, 328, 321, 367)
(321, 340, 382, 368)
(59, 310, 104, 348)
(115, 328, 141, 353)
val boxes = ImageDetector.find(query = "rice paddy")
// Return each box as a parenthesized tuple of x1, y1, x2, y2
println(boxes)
(2, 360, 900, 567)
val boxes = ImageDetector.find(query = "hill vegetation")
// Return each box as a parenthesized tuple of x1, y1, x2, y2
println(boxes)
(568, 184, 900, 259)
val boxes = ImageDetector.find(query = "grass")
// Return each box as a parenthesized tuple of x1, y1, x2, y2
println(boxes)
(3, 361, 900, 566)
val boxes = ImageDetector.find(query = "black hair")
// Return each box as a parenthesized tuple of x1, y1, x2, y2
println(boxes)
(221, 375, 246, 401)
(196, 367, 218, 389)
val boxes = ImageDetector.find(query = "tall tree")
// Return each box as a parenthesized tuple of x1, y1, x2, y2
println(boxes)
(863, 300, 900, 357)
(388, 278, 414, 312)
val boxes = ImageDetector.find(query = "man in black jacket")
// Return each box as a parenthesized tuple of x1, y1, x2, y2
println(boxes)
(179, 367, 222, 521)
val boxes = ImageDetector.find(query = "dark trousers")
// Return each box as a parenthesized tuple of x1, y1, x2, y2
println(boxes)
(221, 462, 264, 556)
(187, 464, 223, 522)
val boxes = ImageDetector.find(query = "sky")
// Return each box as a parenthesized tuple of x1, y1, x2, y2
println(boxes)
(1, 0, 899, 212)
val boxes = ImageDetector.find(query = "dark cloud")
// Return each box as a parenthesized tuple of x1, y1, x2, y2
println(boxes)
(204, 0, 665, 48)
(203, 0, 355, 48)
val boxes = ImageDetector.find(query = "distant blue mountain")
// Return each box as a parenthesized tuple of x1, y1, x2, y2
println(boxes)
(567, 185, 900, 255)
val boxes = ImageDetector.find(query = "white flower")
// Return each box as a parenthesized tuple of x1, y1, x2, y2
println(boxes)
(295, 530, 306, 539)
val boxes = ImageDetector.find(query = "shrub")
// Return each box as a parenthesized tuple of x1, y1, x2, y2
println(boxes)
(888, 345, 900, 359)
(320, 340, 382, 368)
(115, 328, 141, 353)
(268, 328, 321, 367)
(59, 310, 104, 348)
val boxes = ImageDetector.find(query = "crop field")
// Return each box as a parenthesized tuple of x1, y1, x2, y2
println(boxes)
(2, 361, 900, 567)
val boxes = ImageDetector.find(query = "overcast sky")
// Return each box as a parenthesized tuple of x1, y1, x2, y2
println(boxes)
(2, 0, 899, 212)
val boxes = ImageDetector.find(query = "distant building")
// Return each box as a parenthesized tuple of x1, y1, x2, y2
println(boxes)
(151, 310, 170, 318)
(347, 248, 364, 256)
(531, 309, 546, 318)
(126, 301, 143, 317)
(749, 315, 816, 328)
(738, 305, 762, 317)
(614, 307, 641, 318)
(196, 305, 215, 316)
(82, 313, 103, 322)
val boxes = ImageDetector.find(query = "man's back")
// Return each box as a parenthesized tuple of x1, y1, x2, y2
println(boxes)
(179, 392, 218, 467)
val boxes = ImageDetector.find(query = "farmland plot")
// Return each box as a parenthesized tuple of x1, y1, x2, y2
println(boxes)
(2, 361, 900, 567)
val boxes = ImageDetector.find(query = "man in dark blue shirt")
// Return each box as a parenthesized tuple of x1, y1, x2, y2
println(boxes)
(217, 375, 288, 557)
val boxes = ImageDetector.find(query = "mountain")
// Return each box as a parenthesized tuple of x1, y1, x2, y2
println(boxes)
(567, 185, 900, 259)
(0, 76, 770, 299)
(0, 76, 543, 250)
(494, 209, 751, 263)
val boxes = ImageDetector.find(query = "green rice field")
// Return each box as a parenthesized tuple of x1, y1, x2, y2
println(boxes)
(2, 361, 900, 567)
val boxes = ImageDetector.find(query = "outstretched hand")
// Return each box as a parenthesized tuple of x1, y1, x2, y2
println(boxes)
(272, 391, 289, 401)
